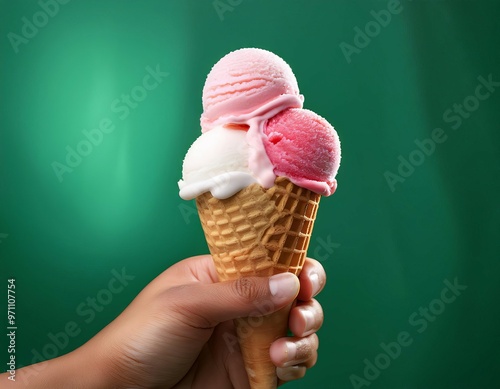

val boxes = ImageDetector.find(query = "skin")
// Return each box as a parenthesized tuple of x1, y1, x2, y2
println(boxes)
(3, 256, 326, 388)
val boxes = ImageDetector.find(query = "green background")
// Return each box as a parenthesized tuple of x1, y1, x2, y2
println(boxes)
(1, 0, 499, 388)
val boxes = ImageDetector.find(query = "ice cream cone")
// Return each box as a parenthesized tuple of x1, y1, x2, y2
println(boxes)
(196, 177, 321, 389)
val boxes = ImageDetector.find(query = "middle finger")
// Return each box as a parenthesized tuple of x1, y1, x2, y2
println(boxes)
(289, 299, 324, 337)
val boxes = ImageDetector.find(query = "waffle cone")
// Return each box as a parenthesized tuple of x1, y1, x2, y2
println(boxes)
(196, 177, 321, 389)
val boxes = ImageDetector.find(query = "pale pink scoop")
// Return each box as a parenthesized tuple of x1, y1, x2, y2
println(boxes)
(201, 48, 301, 130)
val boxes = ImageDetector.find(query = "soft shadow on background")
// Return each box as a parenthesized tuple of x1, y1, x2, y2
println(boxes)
(1, 1, 499, 388)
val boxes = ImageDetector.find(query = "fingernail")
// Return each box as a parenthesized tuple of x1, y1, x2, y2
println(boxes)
(310, 272, 320, 296)
(269, 273, 299, 302)
(301, 308, 315, 333)
(277, 365, 307, 381)
(283, 341, 297, 366)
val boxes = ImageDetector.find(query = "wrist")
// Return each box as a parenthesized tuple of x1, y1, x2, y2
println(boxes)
(5, 345, 114, 389)
(67, 345, 116, 389)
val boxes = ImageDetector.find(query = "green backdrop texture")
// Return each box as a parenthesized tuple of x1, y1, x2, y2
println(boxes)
(1, 1, 499, 388)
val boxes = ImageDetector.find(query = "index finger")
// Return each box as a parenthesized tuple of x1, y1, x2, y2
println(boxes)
(297, 257, 326, 301)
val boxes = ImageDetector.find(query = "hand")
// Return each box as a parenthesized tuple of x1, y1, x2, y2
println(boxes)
(7, 255, 326, 388)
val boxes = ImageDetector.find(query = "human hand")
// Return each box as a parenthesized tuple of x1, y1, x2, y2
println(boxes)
(7, 255, 326, 388)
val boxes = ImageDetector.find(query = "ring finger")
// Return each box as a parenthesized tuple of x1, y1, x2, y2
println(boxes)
(270, 333, 319, 368)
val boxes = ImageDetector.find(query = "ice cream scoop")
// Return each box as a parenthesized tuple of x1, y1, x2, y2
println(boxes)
(263, 108, 341, 196)
(179, 125, 257, 200)
(201, 48, 303, 131)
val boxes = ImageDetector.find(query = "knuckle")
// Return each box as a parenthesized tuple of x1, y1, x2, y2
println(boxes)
(232, 277, 263, 302)
(162, 285, 214, 329)
(296, 334, 319, 360)
(305, 350, 318, 368)
(153, 285, 186, 315)
(311, 299, 324, 329)
(310, 333, 319, 350)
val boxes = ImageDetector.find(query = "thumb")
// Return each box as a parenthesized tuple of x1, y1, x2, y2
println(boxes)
(169, 273, 300, 327)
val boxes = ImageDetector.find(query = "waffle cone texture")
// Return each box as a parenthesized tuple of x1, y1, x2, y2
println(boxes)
(196, 177, 321, 389)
